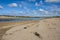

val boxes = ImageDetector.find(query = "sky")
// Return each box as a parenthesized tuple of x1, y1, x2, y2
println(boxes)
(0, 0, 60, 16)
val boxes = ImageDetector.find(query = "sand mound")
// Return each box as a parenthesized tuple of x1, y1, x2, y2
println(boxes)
(2, 18, 60, 40)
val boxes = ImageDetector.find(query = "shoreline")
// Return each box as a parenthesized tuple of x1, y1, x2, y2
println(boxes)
(0, 18, 60, 29)
(0, 18, 60, 40)
(0, 20, 40, 29)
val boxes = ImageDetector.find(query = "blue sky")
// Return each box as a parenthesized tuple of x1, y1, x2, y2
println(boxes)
(0, 0, 60, 16)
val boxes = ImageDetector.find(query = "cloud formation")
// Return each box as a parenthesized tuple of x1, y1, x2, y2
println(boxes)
(35, 2, 40, 6)
(45, 0, 60, 2)
(38, 9, 49, 14)
(39, 9, 45, 12)
(0, 5, 3, 9)
(19, 11, 26, 14)
(8, 3, 18, 7)
(41, 4, 60, 16)
(35, 1, 43, 7)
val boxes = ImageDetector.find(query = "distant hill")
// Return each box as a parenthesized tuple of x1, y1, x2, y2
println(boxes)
(0, 15, 60, 18)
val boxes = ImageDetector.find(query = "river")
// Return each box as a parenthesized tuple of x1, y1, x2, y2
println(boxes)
(0, 18, 43, 22)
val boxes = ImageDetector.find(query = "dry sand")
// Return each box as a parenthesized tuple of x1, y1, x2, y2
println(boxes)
(0, 18, 60, 40)
(0, 16, 16, 19)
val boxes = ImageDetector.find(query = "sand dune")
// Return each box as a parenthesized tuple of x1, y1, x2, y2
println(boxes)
(1, 18, 60, 40)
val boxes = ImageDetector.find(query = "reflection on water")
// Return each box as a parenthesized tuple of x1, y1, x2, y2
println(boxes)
(0, 18, 42, 22)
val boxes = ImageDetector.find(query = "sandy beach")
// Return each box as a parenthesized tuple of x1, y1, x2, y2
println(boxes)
(0, 18, 60, 40)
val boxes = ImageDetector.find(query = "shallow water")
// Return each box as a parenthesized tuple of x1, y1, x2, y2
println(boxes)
(0, 18, 42, 22)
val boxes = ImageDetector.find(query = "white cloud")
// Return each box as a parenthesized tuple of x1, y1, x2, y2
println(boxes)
(39, 1, 43, 4)
(35, 1, 43, 7)
(0, 5, 3, 9)
(19, 11, 26, 14)
(39, 9, 45, 12)
(35, 2, 40, 6)
(19, 11, 23, 13)
(38, 9, 49, 14)
(31, 10, 37, 14)
(24, 7, 28, 10)
(51, 7, 60, 15)
(40, 5, 60, 16)
(46, 5, 60, 15)
(45, 0, 60, 2)
(8, 3, 18, 7)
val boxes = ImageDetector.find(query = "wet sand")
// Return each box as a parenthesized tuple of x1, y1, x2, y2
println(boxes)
(0, 20, 38, 29)
(0, 18, 60, 40)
